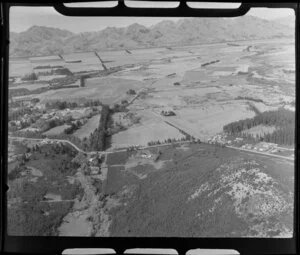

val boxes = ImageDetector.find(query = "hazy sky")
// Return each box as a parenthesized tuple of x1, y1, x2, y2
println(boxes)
(10, 5, 294, 33)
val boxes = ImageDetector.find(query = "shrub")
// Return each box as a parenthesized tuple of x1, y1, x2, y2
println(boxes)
(21, 72, 38, 81)
(127, 89, 136, 95)
(64, 122, 80, 135)
(48, 119, 59, 129)
(52, 68, 73, 76)
(31, 98, 40, 104)
(8, 165, 25, 181)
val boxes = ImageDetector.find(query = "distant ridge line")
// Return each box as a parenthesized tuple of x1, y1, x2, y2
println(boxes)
(10, 16, 293, 58)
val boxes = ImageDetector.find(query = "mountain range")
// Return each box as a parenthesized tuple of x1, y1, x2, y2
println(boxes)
(9, 16, 294, 57)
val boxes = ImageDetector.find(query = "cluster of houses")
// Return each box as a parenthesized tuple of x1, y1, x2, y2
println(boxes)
(86, 153, 105, 175)
(10, 106, 99, 134)
(9, 111, 42, 130)
(56, 107, 94, 120)
(135, 149, 161, 161)
(208, 134, 280, 153)
(208, 134, 233, 145)
(241, 142, 279, 153)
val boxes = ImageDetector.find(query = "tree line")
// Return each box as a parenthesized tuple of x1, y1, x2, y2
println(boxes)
(235, 96, 264, 103)
(45, 99, 103, 110)
(223, 108, 295, 145)
(81, 103, 129, 151)
(84, 105, 110, 151)
(147, 135, 197, 146)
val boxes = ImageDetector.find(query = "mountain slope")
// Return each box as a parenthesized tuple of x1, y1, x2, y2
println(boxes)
(10, 16, 293, 57)
(10, 26, 75, 57)
(274, 16, 295, 28)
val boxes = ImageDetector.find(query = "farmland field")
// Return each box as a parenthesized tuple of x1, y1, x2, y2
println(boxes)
(43, 124, 70, 136)
(111, 115, 186, 148)
(9, 83, 49, 90)
(74, 114, 101, 140)
(36, 77, 143, 105)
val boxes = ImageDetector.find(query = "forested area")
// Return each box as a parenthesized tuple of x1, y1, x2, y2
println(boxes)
(263, 126, 294, 145)
(223, 108, 295, 145)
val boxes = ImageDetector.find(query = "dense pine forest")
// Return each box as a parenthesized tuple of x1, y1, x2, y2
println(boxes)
(223, 108, 295, 145)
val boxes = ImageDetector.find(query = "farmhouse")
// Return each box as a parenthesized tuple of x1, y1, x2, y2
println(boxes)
(136, 149, 153, 159)
(91, 166, 100, 175)
(255, 142, 277, 151)
(134, 149, 161, 162)
(161, 110, 176, 116)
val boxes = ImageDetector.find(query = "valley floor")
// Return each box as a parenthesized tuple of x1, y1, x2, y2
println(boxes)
(7, 38, 295, 237)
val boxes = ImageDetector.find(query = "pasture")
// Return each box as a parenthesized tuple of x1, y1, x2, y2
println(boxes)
(43, 124, 70, 136)
(111, 120, 185, 148)
(36, 77, 144, 105)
